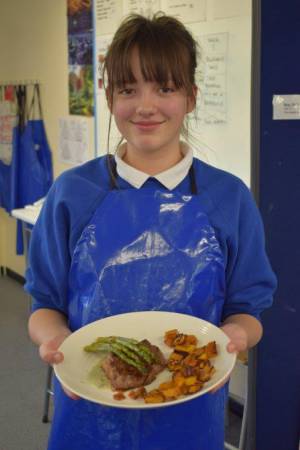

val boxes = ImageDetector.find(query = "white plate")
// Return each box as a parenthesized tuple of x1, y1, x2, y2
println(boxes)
(54, 311, 236, 409)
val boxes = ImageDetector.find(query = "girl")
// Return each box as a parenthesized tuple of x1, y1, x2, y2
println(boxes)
(26, 13, 277, 450)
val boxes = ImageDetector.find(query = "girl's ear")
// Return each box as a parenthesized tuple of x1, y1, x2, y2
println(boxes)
(186, 85, 198, 114)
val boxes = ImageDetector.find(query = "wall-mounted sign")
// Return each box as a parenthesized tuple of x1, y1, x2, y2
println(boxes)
(273, 94, 300, 120)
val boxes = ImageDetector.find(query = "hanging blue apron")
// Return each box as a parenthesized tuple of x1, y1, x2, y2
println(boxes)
(11, 84, 53, 254)
(49, 163, 227, 450)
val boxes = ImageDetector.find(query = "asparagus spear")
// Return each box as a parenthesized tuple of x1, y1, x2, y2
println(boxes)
(114, 338, 157, 364)
(109, 346, 148, 374)
(84, 336, 155, 374)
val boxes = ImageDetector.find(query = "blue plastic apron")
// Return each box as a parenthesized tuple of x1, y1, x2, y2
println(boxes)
(11, 84, 53, 253)
(49, 165, 227, 450)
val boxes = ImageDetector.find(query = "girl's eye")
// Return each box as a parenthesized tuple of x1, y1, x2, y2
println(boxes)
(119, 88, 134, 96)
(159, 86, 175, 94)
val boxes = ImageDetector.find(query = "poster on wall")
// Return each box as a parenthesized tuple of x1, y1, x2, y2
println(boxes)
(95, 0, 123, 36)
(123, 0, 161, 16)
(96, 36, 112, 91)
(58, 117, 89, 165)
(0, 87, 17, 166)
(67, 0, 94, 116)
(161, 0, 206, 23)
(195, 32, 228, 126)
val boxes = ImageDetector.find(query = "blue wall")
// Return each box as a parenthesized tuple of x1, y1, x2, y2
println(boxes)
(257, 1, 300, 449)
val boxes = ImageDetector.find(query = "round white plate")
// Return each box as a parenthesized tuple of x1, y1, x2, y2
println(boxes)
(54, 311, 236, 409)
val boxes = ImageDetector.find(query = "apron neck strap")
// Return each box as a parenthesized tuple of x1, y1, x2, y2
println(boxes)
(189, 163, 198, 195)
(107, 155, 198, 195)
(107, 154, 119, 190)
(27, 84, 43, 121)
(16, 85, 27, 131)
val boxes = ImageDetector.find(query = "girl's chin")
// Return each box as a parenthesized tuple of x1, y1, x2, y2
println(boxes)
(126, 138, 170, 154)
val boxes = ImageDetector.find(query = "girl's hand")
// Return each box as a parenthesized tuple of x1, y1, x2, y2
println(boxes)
(210, 323, 248, 394)
(39, 333, 80, 400)
(221, 322, 248, 354)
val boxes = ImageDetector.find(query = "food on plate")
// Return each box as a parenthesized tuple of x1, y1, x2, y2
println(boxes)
(144, 330, 218, 404)
(84, 330, 218, 404)
(113, 391, 126, 401)
(84, 336, 166, 390)
(128, 387, 147, 399)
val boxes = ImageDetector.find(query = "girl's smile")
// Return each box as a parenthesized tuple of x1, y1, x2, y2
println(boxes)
(130, 120, 166, 131)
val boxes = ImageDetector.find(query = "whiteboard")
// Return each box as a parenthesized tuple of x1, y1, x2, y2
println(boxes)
(93, 0, 252, 186)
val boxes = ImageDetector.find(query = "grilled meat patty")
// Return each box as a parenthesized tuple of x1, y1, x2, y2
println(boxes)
(101, 339, 166, 390)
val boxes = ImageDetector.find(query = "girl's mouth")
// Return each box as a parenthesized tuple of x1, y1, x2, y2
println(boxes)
(132, 121, 164, 131)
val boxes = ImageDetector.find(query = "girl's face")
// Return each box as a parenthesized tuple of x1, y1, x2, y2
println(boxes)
(110, 48, 196, 158)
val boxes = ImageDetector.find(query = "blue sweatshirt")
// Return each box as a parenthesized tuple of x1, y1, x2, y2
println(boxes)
(25, 155, 277, 321)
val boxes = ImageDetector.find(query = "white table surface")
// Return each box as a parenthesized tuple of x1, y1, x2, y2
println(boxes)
(11, 205, 41, 225)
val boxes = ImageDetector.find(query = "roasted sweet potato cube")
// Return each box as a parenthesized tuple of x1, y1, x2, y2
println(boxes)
(113, 392, 126, 400)
(198, 361, 211, 371)
(194, 346, 206, 357)
(173, 333, 187, 345)
(205, 341, 218, 358)
(172, 372, 186, 387)
(159, 381, 176, 390)
(165, 329, 178, 338)
(185, 334, 198, 345)
(144, 389, 165, 404)
(164, 329, 179, 347)
(128, 387, 146, 399)
(183, 376, 198, 386)
(186, 382, 203, 394)
(198, 361, 206, 369)
(175, 344, 196, 354)
(197, 352, 208, 360)
(197, 363, 214, 382)
(182, 366, 196, 377)
(199, 373, 212, 382)
(160, 386, 182, 400)
(196, 360, 210, 374)
(173, 349, 189, 358)
(180, 384, 189, 395)
(183, 354, 199, 367)
(167, 360, 182, 371)
(169, 351, 184, 362)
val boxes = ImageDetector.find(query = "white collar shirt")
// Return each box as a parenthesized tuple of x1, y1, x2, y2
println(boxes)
(114, 143, 193, 190)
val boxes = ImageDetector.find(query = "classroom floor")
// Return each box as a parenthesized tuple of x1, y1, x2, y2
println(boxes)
(0, 274, 242, 450)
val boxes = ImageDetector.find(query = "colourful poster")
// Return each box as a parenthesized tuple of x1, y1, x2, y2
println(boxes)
(68, 64, 94, 117)
(67, 0, 94, 116)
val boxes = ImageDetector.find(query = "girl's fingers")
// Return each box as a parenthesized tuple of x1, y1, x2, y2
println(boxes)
(41, 350, 64, 365)
(210, 337, 238, 393)
(227, 342, 237, 353)
(39, 334, 69, 364)
(38, 333, 81, 400)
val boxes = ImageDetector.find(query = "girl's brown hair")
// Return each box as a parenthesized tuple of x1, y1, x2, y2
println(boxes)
(103, 12, 199, 103)
(102, 13, 200, 186)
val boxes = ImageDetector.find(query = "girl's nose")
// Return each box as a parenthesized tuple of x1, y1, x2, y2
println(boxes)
(135, 94, 157, 116)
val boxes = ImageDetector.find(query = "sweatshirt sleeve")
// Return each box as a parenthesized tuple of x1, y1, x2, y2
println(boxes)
(221, 183, 277, 321)
(24, 177, 72, 315)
